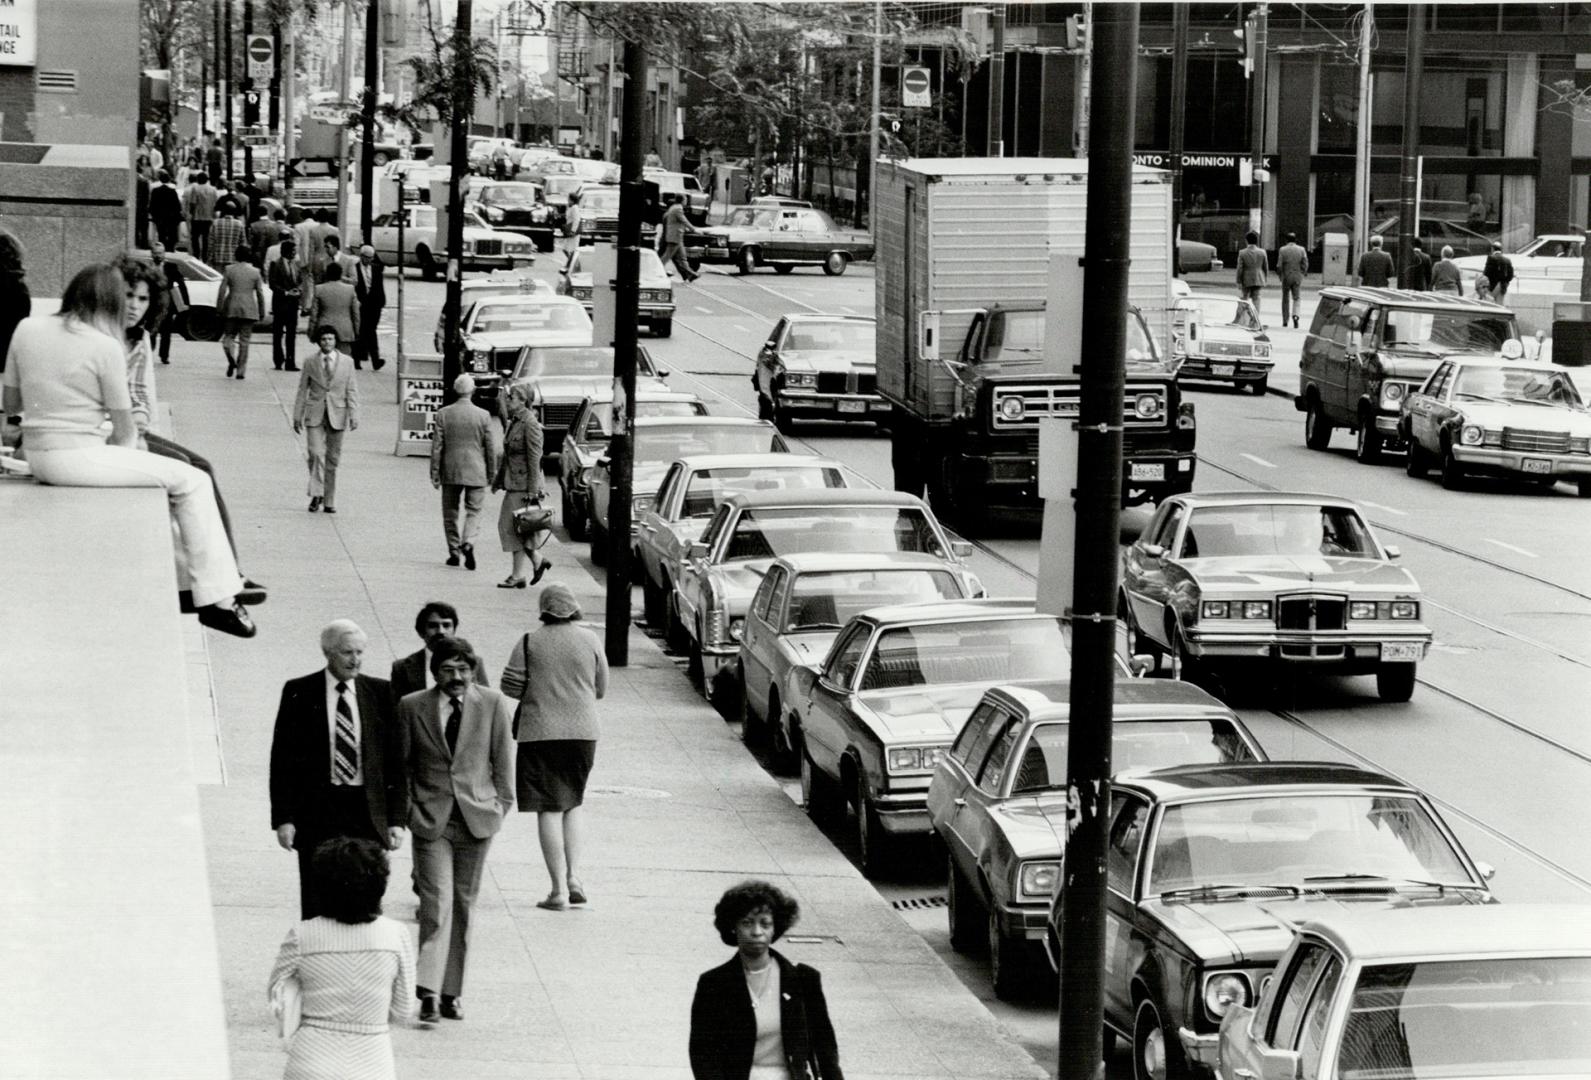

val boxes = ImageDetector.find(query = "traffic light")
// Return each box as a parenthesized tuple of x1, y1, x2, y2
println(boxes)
(1065, 14, 1084, 49)
(640, 177, 661, 225)
(243, 90, 261, 125)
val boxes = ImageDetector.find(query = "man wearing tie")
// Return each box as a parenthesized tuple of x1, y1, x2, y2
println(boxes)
(399, 636, 515, 1023)
(293, 326, 360, 514)
(352, 244, 387, 371)
(269, 620, 406, 918)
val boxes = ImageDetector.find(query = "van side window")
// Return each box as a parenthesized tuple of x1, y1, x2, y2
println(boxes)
(1309, 297, 1341, 335)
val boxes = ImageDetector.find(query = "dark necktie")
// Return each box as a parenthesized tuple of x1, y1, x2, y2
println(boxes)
(333, 681, 358, 783)
(445, 696, 462, 755)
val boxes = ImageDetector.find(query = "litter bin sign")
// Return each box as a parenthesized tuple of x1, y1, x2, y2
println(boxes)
(396, 353, 445, 456)
(1322, 232, 1350, 286)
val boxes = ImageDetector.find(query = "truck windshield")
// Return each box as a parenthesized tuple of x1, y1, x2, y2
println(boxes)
(983, 309, 1162, 365)
(1381, 309, 1517, 354)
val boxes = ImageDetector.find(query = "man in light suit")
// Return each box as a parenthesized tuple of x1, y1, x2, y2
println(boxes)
(352, 244, 387, 371)
(390, 600, 492, 702)
(399, 636, 515, 1023)
(293, 326, 360, 513)
(430, 374, 498, 570)
(270, 620, 406, 918)
(1236, 230, 1269, 309)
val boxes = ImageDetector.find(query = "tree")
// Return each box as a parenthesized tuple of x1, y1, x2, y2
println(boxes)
(375, 1, 497, 135)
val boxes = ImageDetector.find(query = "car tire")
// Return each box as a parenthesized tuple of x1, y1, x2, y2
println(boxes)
(823, 251, 849, 276)
(739, 673, 763, 747)
(757, 394, 773, 421)
(562, 485, 587, 541)
(853, 771, 889, 878)
(772, 707, 798, 775)
(1133, 995, 1186, 1080)
(801, 746, 840, 825)
(1249, 375, 1268, 396)
(1304, 394, 1333, 451)
(1405, 440, 1429, 478)
(1376, 662, 1417, 702)
(1355, 412, 1383, 464)
(185, 307, 220, 342)
(418, 247, 440, 281)
(738, 246, 759, 275)
(652, 318, 672, 338)
(988, 903, 1032, 1001)
(773, 264, 795, 275)
(947, 855, 984, 954)
(642, 574, 665, 629)
(1579, 477, 1591, 499)
(589, 514, 608, 567)
(1440, 442, 1466, 490)
(665, 590, 690, 655)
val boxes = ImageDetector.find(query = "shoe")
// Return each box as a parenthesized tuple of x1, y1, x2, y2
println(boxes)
(498, 576, 527, 589)
(321, 506, 336, 514)
(1293, 317, 1299, 328)
(225, 360, 236, 377)
(531, 559, 551, 585)
(178, 589, 197, 614)
(372, 361, 386, 371)
(440, 996, 464, 1021)
(244, 577, 267, 592)
(284, 365, 299, 372)
(235, 373, 246, 380)
(536, 895, 569, 911)
(568, 880, 588, 905)
(160, 358, 171, 365)
(236, 584, 268, 606)
(307, 496, 322, 512)
(418, 992, 440, 1023)
(197, 602, 257, 638)
(462, 543, 476, 571)
(446, 552, 460, 567)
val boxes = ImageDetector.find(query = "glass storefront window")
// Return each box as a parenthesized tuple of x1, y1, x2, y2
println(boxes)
(1318, 62, 1358, 154)
(1372, 60, 1505, 156)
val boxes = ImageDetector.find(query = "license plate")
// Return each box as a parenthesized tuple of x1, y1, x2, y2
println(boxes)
(870, 402, 892, 412)
(1522, 458, 1552, 474)
(1381, 642, 1423, 662)
(1212, 364, 1236, 377)
(1129, 462, 1165, 482)
(837, 400, 866, 413)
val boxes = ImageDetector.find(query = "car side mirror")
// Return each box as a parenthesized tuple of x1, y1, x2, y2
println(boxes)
(1259, 1048, 1302, 1080)
(1129, 654, 1155, 677)
(1476, 860, 1496, 881)
(1142, 543, 1166, 560)
(950, 539, 974, 560)
(688, 541, 708, 560)
(657, 367, 671, 378)
(595, 456, 609, 469)
(1383, 545, 1401, 560)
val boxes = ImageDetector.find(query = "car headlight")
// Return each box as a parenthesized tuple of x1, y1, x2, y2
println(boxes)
(1350, 601, 1378, 620)
(1017, 861, 1061, 900)
(886, 746, 945, 773)
(1203, 972, 1251, 1019)
(1135, 393, 1162, 419)
(631, 494, 651, 515)
(578, 467, 593, 486)
(785, 372, 817, 389)
(999, 396, 1026, 421)
(1201, 601, 1229, 619)
(462, 240, 475, 254)
(727, 617, 745, 642)
(1391, 601, 1419, 620)
(1381, 381, 1406, 407)
(1460, 424, 1485, 446)
(1241, 601, 1271, 620)
(1255, 343, 1271, 358)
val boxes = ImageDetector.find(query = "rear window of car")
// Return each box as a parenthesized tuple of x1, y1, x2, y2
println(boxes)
(858, 617, 1071, 691)
(519, 345, 658, 379)
(680, 466, 847, 518)
(1009, 718, 1259, 794)
(721, 507, 946, 562)
(784, 570, 962, 631)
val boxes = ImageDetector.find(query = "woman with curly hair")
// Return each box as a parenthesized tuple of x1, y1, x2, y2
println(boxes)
(688, 881, 844, 1080)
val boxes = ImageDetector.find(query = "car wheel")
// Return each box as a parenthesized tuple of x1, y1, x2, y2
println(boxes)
(853, 771, 888, 878)
(823, 251, 849, 276)
(589, 514, 608, 566)
(185, 307, 220, 342)
(1579, 477, 1591, 499)
(1440, 442, 1466, 490)
(562, 485, 587, 541)
(738, 246, 760, 275)
(1355, 412, 1383, 464)
(773, 264, 795, 275)
(1249, 375, 1268, 396)
(1376, 662, 1417, 702)
(652, 318, 672, 338)
(665, 590, 690, 655)
(1405, 440, 1429, 478)
(1133, 995, 1185, 1080)
(801, 746, 840, 825)
(771, 394, 795, 435)
(947, 854, 983, 953)
(988, 903, 1032, 1001)
(642, 574, 665, 629)
(739, 672, 763, 747)
(418, 247, 440, 281)
(1304, 394, 1333, 450)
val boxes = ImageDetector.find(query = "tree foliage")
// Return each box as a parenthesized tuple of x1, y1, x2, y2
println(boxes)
(375, 1, 497, 134)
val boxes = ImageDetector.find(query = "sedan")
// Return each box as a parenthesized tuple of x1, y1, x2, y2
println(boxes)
(1178, 237, 1223, 274)
(700, 205, 874, 276)
(455, 295, 593, 407)
(507, 343, 670, 449)
(1120, 492, 1431, 702)
(1171, 296, 1272, 394)
(1192, 905, 1591, 1080)
(369, 204, 535, 280)
(930, 680, 1263, 999)
(557, 391, 709, 541)
(1402, 358, 1591, 495)
(754, 314, 885, 430)
(561, 247, 676, 337)
(1044, 762, 1495, 1080)
(467, 181, 555, 251)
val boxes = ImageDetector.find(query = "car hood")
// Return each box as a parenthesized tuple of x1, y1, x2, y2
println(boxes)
(1187, 556, 1417, 592)
(540, 373, 668, 401)
(1201, 326, 1268, 346)
(777, 350, 875, 373)
(991, 795, 1074, 861)
(1141, 891, 1489, 967)
(855, 681, 1027, 742)
(1452, 401, 1591, 434)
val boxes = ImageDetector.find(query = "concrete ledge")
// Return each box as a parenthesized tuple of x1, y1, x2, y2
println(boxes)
(0, 482, 230, 1078)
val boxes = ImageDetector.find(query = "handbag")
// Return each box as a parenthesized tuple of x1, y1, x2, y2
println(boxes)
(271, 974, 302, 1042)
(513, 497, 555, 553)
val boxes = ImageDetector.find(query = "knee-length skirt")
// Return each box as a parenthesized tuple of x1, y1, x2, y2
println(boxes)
(516, 740, 596, 812)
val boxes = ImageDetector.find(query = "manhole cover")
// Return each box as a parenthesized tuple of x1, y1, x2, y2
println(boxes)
(891, 895, 948, 911)
(588, 784, 672, 800)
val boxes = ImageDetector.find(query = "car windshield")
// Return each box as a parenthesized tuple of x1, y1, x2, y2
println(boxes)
(680, 467, 848, 518)
(1178, 505, 1378, 559)
(727, 208, 779, 228)
(581, 188, 621, 211)
(983, 309, 1161, 365)
(1336, 957, 1591, 1080)
(471, 303, 590, 336)
(482, 185, 539, 207)
(785, 570, 962, 631)
(1380, 310, 1518, 354)
(783, 321, 875, 352)
(546, 177, 582, 196)
(518, 345, 654, 379)
(634, 425, 782, 465)
(1147, 793, 1473, 894)
(859, 617, 1071, 691)
(1189, 298, 1261, 330)
(1010, 719, 1259, 794)
(1452, 366, 1582, 406)
(721, 507, 947, 562)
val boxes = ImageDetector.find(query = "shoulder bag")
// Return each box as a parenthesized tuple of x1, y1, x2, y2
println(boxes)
(271, 973, 302, 1043)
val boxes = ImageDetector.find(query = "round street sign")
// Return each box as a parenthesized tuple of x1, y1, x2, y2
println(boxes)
(248, 36, 272, 64)
(902, 66, 931, 108)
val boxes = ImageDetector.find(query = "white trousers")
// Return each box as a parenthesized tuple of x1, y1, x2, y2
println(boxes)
(28, 444, 243, 607)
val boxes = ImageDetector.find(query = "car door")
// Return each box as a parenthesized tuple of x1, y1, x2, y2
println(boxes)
(930, 702, 1010, 882)
(1124, 501, 1186, 647)
(1224, 941, 1347, 1080)
(768, 210, 803, 261)
(1344, 306, 1384, 417)
(802, 624, 870, 778)
(677, 505, 732, 637)
(964, 715, 1024, 905)
(1102, 791, 1152, 1032)
(740, 566, 787, 722)
(793, 209, 830, 259)
(636, 462, 683, 587)
(559, 400, 591, 488)
(1407, 361, 1453, 450)
(369, 213, 396, 262)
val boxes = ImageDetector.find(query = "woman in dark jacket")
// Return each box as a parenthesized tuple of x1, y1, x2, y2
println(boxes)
(492, 381, 551, 587)
(689, 881, 843, 1080)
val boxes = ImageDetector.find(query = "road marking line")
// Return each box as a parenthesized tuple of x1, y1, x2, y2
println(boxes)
(747, 280, 828, 314)
(1483, 538, 1539, 559)
(733, 324, 752, 334)
(1240, 452, 1276, 468)
(1359, 500, 1408, 516)
(693, 305, 713, 315)
(688, 279, 783, 323)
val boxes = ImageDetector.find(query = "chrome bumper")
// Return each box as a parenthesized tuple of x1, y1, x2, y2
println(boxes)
(1185, 627, 1431, 662)
(1178, 1028, 1221, 1069)
(1453, 445, 1591, 478)
(777, 391, 891, 417)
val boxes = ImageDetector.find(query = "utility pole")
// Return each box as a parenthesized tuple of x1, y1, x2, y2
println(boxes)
(866, 0, 881, 223)
(242, 0, 254, 182)
(282, 19, 296, 209)
(336, 0, 356, 239)
(212, 0, 221, 157)
(988, 4, 1006, 157)
(360, 0, 380, 244)
(604, 37, 647, 667)
(1247, 3, 1268, 240)
(1396, 4, 1425, 282)
(1058, 6, 1137, 1080)
(441, 0, 475, 405)
(1352, 4, 1375, 269)
(224, 0, 235, 181)
(1169, 3, 1189, 262)
(269, 16, 281, 131)
(1073, 4, 1091, 156)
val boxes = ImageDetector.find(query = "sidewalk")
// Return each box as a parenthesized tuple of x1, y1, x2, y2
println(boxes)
(162, 337, 1046, 1078)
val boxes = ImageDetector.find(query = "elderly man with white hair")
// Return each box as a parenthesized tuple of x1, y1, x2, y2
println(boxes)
(430, 373, 499, 569)
(269, 619, 406, 918)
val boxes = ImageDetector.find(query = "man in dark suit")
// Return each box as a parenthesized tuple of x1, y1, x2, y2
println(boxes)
(1403, 238, 1434, 293)
(390, 600, 492, 702)
(399, 636, 515, 1023)
(352, 244, 387, 371)
(150, 242, 189, 365)
(1356, 234, 1396, 288)
(270, 620, 406, 918)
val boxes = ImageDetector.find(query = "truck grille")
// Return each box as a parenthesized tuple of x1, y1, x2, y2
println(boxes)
(1502, 428, 1570, 454)
(475, 239, 503, 256)
(991, 384, 1169, 430)
(1277, 595, 1346, 632)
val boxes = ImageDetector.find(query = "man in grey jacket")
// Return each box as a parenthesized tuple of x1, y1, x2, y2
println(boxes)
(1276, 232, 1309, 328)
(430, 374, 499, 570)
(1236, 231, 1269, 308)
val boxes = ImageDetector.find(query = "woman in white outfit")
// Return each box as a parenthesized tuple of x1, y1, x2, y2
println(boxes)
(0, 263, 255, 637)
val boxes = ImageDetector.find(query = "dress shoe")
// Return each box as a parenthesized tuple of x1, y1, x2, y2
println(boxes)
(440, 996, 464, 1021)
(462, 543, 476, 571)
(225, 359, 236, 377)
(321, 506, 336, 514)
(178, 589, 197, 614)
(236, 583, 268, 606)
(498, 576, 527, 589)
(531, 558, 552, 585)
(197, 602, 257, 638)
(446, 552, 461, 567)
(372, 361, 386, 371)
(307, 496, 322, 512)
(418, 992, 441, 1023)
(284, 365, 300, 372)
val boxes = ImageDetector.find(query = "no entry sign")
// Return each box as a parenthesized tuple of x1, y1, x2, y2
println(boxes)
(246, 34, 273, 82)
(902, 66, 931, 108)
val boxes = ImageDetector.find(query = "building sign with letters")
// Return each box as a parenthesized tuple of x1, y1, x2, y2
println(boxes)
(1133, 151, 1275, 173)
(0, 0, 37, 67)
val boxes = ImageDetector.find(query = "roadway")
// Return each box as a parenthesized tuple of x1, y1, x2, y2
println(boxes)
(393, 253, 1591, 1074)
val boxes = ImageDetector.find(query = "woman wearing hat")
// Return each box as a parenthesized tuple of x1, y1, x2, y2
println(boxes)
(500, 583, 608, 910)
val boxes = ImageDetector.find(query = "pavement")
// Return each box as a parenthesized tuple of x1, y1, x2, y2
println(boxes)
(158, 333, 1048, 1078)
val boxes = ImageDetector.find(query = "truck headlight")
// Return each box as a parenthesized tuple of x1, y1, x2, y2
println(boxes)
(1134, 393, 1162, 419)
(999, 396, 1026, 421)
(785, 372, 817, 389)
(1381, 382, 1406, 407)
(1461, 424, 1485, 446)
(1350, 601, 1378, 620)
(1242, 601, 1271, 619)
(1201, 601, 1230, 619)
(1203, 972, 1251, 1019)
(1018, 861, 1061, 900)
(469, 349, 491, 370)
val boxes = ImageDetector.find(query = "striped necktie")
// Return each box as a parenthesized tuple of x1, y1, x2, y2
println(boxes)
(333, 681, 358, 783)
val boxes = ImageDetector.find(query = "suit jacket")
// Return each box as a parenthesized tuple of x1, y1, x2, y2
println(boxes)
(430, 398, 498, 487)
(389, 647, 492, 703)
(309, 280, 361, 343)
(1356, 249, 1395, 287)
(1403, 250, 1434, 292)
(160, 260, 190, 312)
(150, 183, 184, 226)
(1276, 243, 1308, 283)
(216, 261, 265, 320)
(1236, 245, 1269, 288)
(182, 182, 217, 223)
(269, 257, 313, 312)
(294, 347, 360, 430)
(1483, 252, 1515, 288)
(269, 671, 406, 837)
(689, 951, 844, 1080)
(1431, 258, 1463, 293)
(495, 411, 543, 493)
(399, 685, 515, 841)
(352, 257, 387, 311)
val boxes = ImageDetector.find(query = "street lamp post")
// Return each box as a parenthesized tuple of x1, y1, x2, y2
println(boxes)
(360, 0, 380, 245)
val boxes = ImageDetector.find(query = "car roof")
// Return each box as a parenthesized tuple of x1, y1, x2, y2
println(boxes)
(471, 292, 575, 311)
(718, 488, 924, 509)
(1319, 286, 1513, 314)
(854, 598, 1040, 626)
(987, 679, 1233, 719)
(1437, 357, 1564, 373)
(578, 389, 701, 406)
(1115, 761, 1405, 798)
(1163, 490, 1366, 511)
(772, 551, 956, 574)
(675, 452, 843, 471)
(783, 313, 876, 325)
(633, 416, 772, 430)
(1298, 905, 1591, 960)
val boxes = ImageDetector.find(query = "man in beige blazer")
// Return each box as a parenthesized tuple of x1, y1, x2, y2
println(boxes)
(430, 373, 498, 570)
(399, 636, 515, 1023)
(293, 326, 360, 513)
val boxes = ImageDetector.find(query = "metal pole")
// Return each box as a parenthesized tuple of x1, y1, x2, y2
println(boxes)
(396, 178, 406, 393)
(1075, 5, 1092, 157)
(1396, 4, 1425, 283)
(1248, 4, 1268, 238)
(442, 0, 474, 404)
(988, 4, 1006, 157)
(1169, 3, 1189, 263)
(1352, 3, 1374, 267)
(243, 0, 254, 182)
(212, 0, 221, 161)
(868, 0, 881, 218)
(336, 0, 356, 239)
(282, 20, 296, 209)
(361, 0, 379, 244)
(269, 17, 281, 131)
(225, 0, 235, 181)
(605, 37, 647, 667)
(1058, 6, 1137, 1080)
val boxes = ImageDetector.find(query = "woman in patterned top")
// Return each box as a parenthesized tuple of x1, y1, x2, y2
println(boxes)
(269, 838, 415, 1080)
